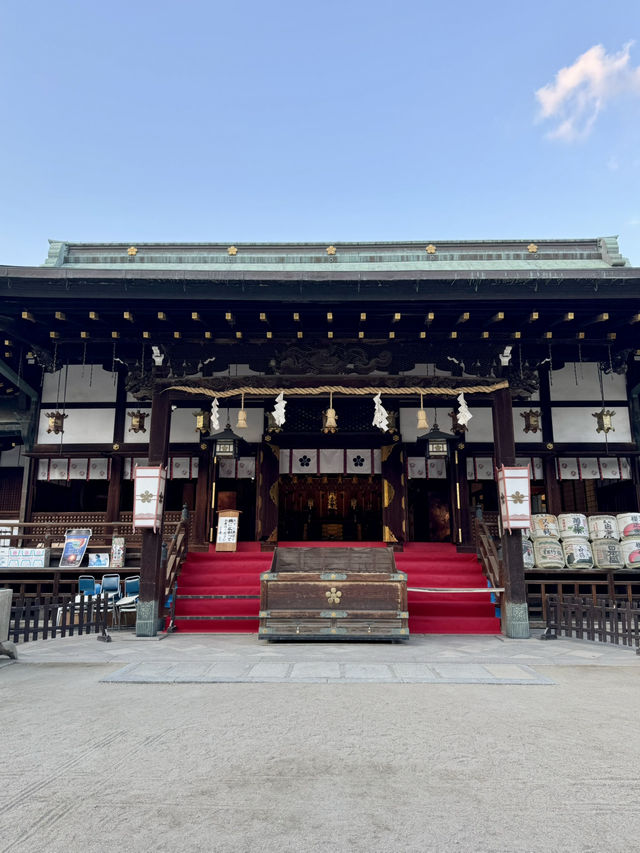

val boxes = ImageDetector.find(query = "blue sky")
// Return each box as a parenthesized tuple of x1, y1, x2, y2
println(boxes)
(1, 0, 640, 265)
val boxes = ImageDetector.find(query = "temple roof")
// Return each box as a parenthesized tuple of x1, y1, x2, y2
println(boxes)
(41, 237, 629, 272)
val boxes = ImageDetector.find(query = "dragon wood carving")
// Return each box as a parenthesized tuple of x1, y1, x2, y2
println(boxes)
(275, 344, 393, 375)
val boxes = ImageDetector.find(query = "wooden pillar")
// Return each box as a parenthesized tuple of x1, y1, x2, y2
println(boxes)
(492, 387, 530, 638)
(538, 365, 561, 515)
(453, 444, 473, 550)
(543, 457, 562, 515)
(256, 441, 280, 543)
(136, 391, 171, 637)
(193, 443, 210, 546)
(381, 442, 408, 545)
(105, 370, 127, 522)
(106, 457, 123, 522)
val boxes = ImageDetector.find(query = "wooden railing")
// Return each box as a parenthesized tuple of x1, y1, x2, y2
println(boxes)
(9, 592, 110, 643)
(475, 520, 503, 595)
(164, 519, 190, 632)
(24, 512, 188, 548)
(544, 594, 640, 653)
(528, 574, 640, 624)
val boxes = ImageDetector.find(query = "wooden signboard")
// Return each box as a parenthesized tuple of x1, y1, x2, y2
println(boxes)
(216, 509, 241, 552)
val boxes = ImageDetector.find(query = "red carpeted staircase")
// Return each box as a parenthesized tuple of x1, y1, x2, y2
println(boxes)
(396, 542, 501, 634)
(169, 541, 501, 635)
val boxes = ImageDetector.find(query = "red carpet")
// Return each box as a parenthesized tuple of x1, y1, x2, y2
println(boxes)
(395, 543, 501, 634)
(169, 541, 501, 635)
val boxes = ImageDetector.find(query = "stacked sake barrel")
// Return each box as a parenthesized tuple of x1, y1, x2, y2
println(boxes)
(524, 512, 640, 571)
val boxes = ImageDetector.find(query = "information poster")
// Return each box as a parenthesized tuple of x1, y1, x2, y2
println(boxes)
(216, 510, 240, 552)
(60, 529, 92, 568)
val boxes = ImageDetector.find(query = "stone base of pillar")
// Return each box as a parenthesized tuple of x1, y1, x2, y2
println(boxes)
(136, 599, 159, 637)
(0, 641, 17, 660)
(0, 590, 17, 658)
(503, 601, 531, 639)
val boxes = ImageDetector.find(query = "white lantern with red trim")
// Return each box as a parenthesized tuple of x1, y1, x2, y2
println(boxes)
(133, 465, 167, 532)
(496, 465, 531, 532)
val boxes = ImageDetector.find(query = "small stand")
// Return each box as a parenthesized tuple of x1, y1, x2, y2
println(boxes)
(216, 510, 241, 552)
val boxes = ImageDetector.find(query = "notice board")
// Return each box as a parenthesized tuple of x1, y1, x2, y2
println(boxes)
(216, 509, 241, 552)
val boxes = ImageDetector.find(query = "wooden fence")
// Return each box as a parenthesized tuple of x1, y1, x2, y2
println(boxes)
(544, 594, 640, 653)
(9, 593, 110, 643)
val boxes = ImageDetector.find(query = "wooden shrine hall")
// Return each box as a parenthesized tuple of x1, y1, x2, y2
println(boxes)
(1, 237, 640, 639)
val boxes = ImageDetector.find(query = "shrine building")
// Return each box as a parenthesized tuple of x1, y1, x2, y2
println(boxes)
(1, 237, 639, 638)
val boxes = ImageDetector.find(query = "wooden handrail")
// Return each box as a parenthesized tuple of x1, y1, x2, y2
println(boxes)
(164, 520, 190, 632)
(475, 520, 503, 595)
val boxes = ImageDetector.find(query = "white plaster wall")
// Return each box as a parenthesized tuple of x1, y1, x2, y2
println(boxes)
(399, 407, 495, 443)
(0, 447, 25, 467)
(37, 409, 115, 444)
(42, 365, 117, 403)
(209, 407, 264, 444)
(550, 362, 627, 402)
(552, 407, 632, 443)
(512, 407, 543, 444)
(462, 408, 494, 442)
(125, 408, 152, 444)
(170, 408, 200, 443)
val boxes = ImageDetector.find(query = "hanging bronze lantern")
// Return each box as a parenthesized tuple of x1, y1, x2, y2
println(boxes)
(45, 411, 67, 434)
(520, 409, 541, 434)
(193, 409, 211, 435)
(128, 410, 148, 433)
(592, 408, 616, 434)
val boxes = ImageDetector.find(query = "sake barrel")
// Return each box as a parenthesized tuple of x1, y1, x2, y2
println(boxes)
(530, 514, 559, 540)
(617, 513, 640, 541)
(587, 515, 619, 541)
(620, 539, 640, 569)
(557, 513, 588, 539)
(533, 538, 564, 570)
(562, 537, 593, 569)
(591, 539, 624, 570)
(522, 537, 535, 570)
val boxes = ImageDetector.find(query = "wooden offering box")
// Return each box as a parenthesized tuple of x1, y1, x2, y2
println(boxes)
(259, 547, 409, 640)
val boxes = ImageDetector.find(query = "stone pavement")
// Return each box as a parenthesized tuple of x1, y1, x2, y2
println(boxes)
(3, 631, 640, 852)
(4, 629, 638, 684)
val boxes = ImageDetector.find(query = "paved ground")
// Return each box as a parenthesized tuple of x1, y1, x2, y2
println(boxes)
(2, 632, 640, 852)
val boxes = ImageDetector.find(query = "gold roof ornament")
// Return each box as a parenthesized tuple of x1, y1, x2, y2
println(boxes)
(527, 243, 538, 253)
(127, 246, 138, 256)
(326, 245, 337, 255)
(425, 244, 437, 254)
(228, 246, 238, 255)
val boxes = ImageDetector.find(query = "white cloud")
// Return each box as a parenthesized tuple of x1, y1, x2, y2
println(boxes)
(629, 216, 640, 227)
(535, 43, 640, 141)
